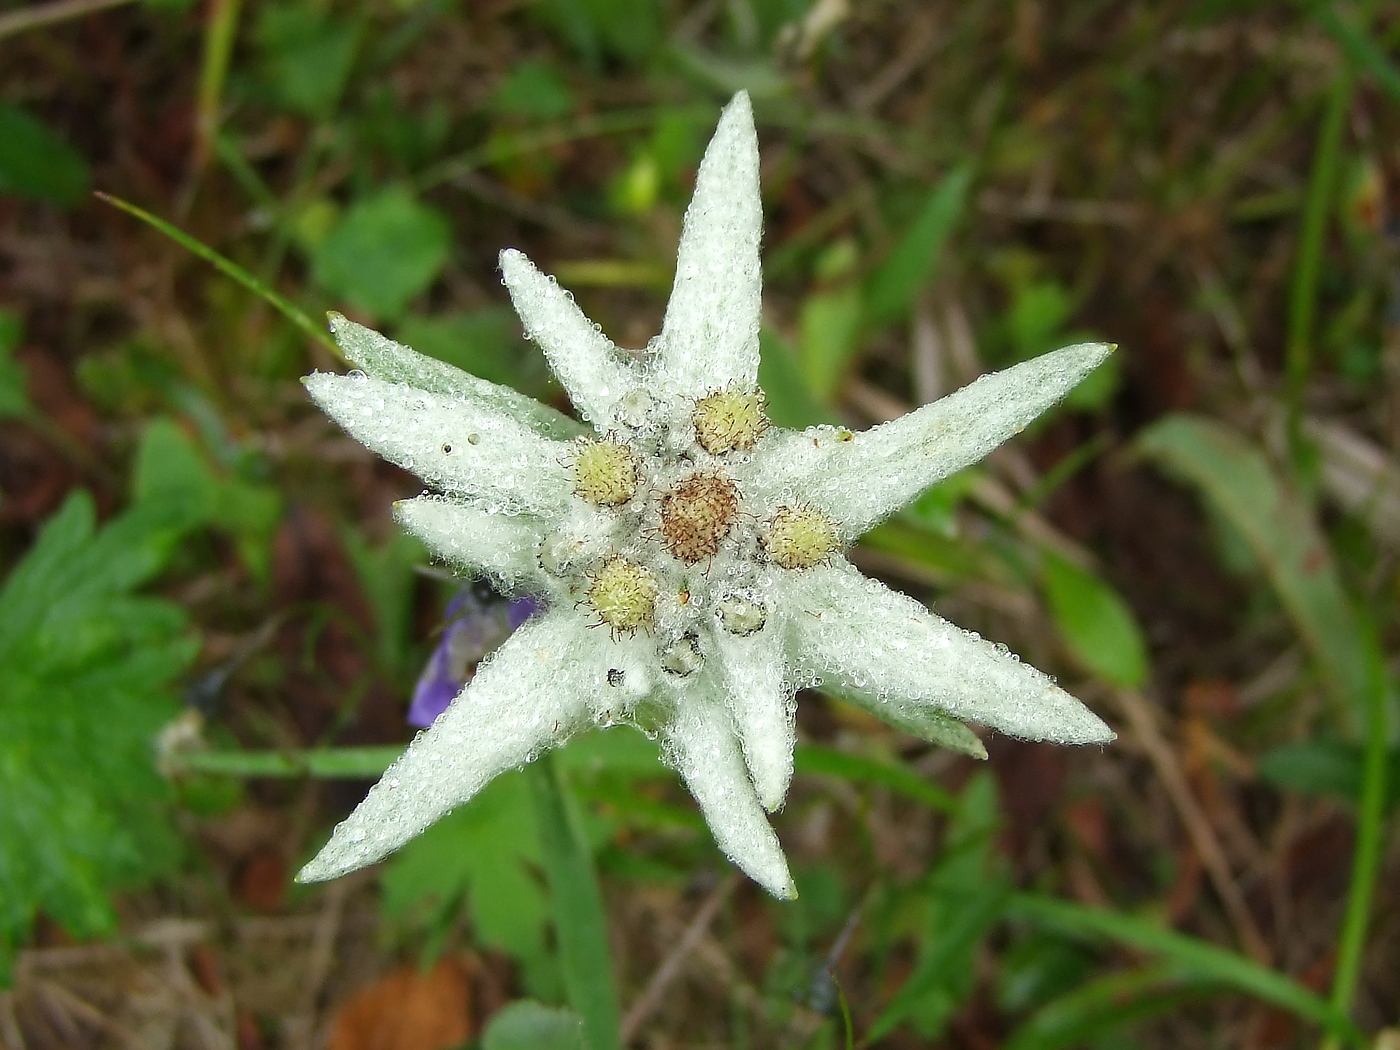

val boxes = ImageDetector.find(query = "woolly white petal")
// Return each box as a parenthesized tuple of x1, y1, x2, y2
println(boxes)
(298, 611, 604, 882)
(394, 495, 550, 594)
(657, 92, 762, 398)
(329, 312, 584, 441)
(779, 561, 1115, 745)
(713, 627, 794, 811)
(498, 250, 639, 428)
(750, 343, 1114, 537)
(663, 689, 795, 898)
(305, 372, 570, 516)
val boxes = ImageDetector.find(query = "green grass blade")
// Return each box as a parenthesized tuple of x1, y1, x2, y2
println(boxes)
(94, 192, 338, 355)
(1136, 415, 1384, 732)
(1284, 71, 1349, 446)
(794, 742, 959, 812)
(1137, 415, 1392, 1035)
(1003, 964, 1204, 1050)
(170, 746, 399, 779)
(1315, 5, 1400, 108)
(1006, 894, 1362, 1044)
(526, 753, 623, 1050)
(865, 166, 972, 326)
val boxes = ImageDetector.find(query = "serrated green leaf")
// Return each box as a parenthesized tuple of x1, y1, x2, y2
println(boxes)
(310, 188, 451, 321)
(379, 772, 559, 998)
(341, 525, 424, 681)
(1041, 553, 1149, 689)
(133, 418, 282, 579)
(0, 491, 195, 976)
(0, 103, 90, 207)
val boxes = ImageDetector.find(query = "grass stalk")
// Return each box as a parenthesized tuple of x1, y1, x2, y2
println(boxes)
(95, 192, 339, 355)
(1284, 69, 1350, 452)
(526, 753, 623, 1050)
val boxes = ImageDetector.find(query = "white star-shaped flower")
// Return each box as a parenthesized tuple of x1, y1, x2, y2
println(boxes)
(298, 92, 1114, 898)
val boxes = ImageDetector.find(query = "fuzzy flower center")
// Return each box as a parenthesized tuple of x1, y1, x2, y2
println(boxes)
(565, 382, 838, 667)
(660, 472, 740, 564)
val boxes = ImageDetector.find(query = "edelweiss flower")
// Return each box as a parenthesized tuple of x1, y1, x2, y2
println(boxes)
(298, 92, 1114, 898)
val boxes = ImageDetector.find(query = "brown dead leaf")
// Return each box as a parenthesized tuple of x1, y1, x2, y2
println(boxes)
(326, 957, 473, 1050)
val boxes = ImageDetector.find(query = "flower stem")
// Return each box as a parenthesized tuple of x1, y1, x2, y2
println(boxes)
(1284, 68, 1350, 455)
(526, 752, 623, 1050)
(1320, 632, 1391, 1050)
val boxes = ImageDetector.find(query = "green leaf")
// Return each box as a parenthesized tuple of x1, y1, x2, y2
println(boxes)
(0, 491, 196, 977)
(0, 309, 29, 419)
(798, 284, 863, 402)
(0, 103, 90, 207)
(379, 772, 558, 998)
(1314, 5, 1400, 109)
(395, 308, 555, 401)
(133, 418, 282, 579)
(255, 3, 360, 117)
(757, 328, 833, 429)
(534, 0, 660, 66)
(793, 742, 959, 812)
(1136, 415, 1387, 733)
(482, 1000, 588, 1050)
(494, 61, 576, 121)
(1041, 553, 1149, 689)
(340, 525, 424, 681)
(865, 167, 972, 326)
(310, 188, 451, 321)
(1256, 740, 1400, 813)
(867, 772, 1006, 1041)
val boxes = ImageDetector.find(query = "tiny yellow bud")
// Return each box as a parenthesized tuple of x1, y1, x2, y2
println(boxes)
(762, 505, 840, 570)
(587, 557, 658, 633)
(693, 388, 767, 455)
(572, 438, 637, 506)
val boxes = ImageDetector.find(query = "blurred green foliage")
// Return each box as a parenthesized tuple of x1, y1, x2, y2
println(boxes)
(0, 492, 195, 982)
(0, 103, 90, 207)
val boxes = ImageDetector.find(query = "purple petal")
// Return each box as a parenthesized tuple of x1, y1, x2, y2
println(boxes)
(507, 596, 538, 631)
(407, 590, 540, 728)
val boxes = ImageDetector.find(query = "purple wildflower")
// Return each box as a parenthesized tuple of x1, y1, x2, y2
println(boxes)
(408, 590, 537, 728)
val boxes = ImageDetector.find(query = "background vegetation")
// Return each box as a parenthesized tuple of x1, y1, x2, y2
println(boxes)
(0, 0, 1397, 1047)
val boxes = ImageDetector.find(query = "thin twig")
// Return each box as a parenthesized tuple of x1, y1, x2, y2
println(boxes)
(621, 875, 739, 1042)
(1113, 689, 1274, 965)
(0, 0, 135, 39)
(292, 879, 350, 1050)
(0, 990, 27, 1050)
